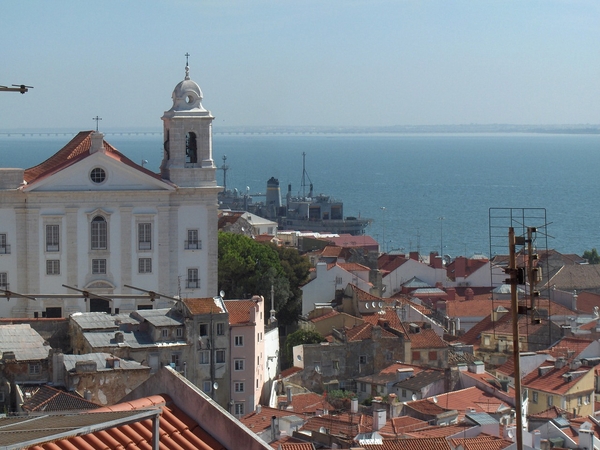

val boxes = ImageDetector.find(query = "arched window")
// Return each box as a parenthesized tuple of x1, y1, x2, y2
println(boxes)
(186, 132, 197, 163)
(91, 216, 107, 250)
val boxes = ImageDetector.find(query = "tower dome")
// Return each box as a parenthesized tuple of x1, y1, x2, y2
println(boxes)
(166, 59, 207, 114)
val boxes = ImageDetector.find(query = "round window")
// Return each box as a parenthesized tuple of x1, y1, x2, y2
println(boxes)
(90, 168, 106, 184)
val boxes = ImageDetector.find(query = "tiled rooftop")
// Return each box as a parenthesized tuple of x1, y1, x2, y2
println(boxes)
(225, 299, 258, 325)
(409, 328, 448, 350)
(183, 297, 227, 315)
(0, 323, 49, 360)
(20, 385, 99, 413)
(522, 362, 593, 395)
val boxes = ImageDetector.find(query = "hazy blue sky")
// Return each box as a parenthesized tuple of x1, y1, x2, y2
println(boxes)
(2, 1, 599, 130)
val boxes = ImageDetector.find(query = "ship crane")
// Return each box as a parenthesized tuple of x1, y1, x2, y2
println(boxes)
(0, 84, 33, 94)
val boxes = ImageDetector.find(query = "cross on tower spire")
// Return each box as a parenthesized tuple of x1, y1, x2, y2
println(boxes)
(92, 116, 102, 132)
(185, 52, 190, 80)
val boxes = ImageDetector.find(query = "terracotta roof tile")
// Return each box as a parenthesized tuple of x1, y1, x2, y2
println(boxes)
(547, 337, 594, 359)
(21, 385, 99, 413)
(241, 406, 305, 433)
(225, 299, 258, 325)
(359, 437, 451, 449)
(337, 262, 370, 272)
(320, 246, 343, 258)
(309, 310, 340, 323)
(448, 435, 513, 450)
(23, 131, 165, 186)
(404, 422, 471, 438)
(522, 362, 593, 395)
(183, 297, 226, 315)
(408, 328, 448, 350)
(276, 392, 333, 414)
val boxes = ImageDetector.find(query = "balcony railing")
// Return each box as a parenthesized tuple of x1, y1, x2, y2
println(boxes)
(138, 242, 152, 251)
(0, 245, 11, 254)
(186, 280, 200, 289)
(185, 240, 202, 250)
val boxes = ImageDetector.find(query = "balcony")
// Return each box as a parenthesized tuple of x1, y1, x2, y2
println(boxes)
(185, 240, 202, 250)
(0, 245, 10, 254)
(186, 280, 200, 289)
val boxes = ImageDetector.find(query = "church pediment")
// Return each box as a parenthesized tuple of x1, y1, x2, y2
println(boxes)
(23, 152, 174, 192)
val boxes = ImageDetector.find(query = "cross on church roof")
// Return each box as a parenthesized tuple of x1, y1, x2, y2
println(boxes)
(185, 52, 190, 79)
(92, 116, 102, 132)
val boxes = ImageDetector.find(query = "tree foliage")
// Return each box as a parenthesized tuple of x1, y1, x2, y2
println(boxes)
(218, 232, 311, 327)
(583, 248, 600, 264)
(284, 328, 325, 367)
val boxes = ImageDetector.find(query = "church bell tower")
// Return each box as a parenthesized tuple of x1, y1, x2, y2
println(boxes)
(161, 55, 216, 187)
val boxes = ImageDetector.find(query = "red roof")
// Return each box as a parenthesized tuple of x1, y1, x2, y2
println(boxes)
(409, 328, 448, 350)
(522, 362, 593, 395)
(183, 298, 226, 315)
(24, 131, 165, 186)
(25, 394, 225, 449)
(225, 299, 258, 325)
(277, 392, 333, 414)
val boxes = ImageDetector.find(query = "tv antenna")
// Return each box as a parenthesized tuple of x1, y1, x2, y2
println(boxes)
(0, 84, 33, 94)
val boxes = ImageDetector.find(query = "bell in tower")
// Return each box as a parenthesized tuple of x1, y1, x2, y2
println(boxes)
(160, 54, 216, 187)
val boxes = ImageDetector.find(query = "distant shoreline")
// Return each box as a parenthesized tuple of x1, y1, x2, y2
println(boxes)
(1, 124, 600, 136)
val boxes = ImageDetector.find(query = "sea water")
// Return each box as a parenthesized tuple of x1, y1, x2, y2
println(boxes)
(2, 132, 600, 258)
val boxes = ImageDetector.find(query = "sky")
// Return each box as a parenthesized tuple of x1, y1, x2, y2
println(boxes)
(1, 0, 599, 130)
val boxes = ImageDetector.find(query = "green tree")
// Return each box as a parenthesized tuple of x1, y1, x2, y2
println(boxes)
(218, 232, 310, 327)
(583, 248, 600, 264)
(284, 328, 325, 367)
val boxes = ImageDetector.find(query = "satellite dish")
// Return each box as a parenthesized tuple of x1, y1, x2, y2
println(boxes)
(507, 429, 514, 438)
(315, 365, 321, 374)
(220, 290, 225, 298)
(378, 302, 383, 308)
(365, 303, 369, 309)
(411, 394, 417, 401)
(213, 382, 219, 390)
(432, 396, 438, 404)
(371, 301, 376, 308)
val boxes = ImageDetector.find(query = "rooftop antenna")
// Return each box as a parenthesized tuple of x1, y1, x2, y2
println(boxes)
(0, 84, 33, 94)
(300, 152, 312, 199)
(221, 155, 229, 191)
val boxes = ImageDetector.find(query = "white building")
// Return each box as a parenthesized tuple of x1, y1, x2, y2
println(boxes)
(0, 61, 220, 318)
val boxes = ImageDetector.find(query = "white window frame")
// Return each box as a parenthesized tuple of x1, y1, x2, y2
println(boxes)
(46, 259, 60, 275)
(234, 359, 245, 371)
(216, 322, 225, 335)
(187, 268, 199, 288)
(199, 350, 210, 365)
(46, 224, 60, 252)
(176, 327, 183, 338)
(234, 335, 244, 347)
(138, 222, 152, 251)
(186, 229, 201, 249)
(91, 216, 108, 250)
(92, 259, 107, 274)
(138, 257, 152, 273)
(29, 363, 41, 375)
(234, 382, 245, 393)
(0, 233, 7, 254)
(234, 403, 245, 416)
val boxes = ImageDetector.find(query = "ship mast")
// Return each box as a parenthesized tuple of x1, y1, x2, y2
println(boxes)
(301, 152, 313, 199)
(221, 155, 229, 191)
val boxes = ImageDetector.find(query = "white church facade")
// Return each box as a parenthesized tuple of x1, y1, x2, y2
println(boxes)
(0, 62, 220, 318)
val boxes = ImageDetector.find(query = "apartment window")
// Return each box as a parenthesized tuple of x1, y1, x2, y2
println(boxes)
(186, 229, 201, 249)
(199, 323, 208, 336)
(335, 276, 343, 285)
(46, 225, 60, 252)
(46, 260, 60, 275)
(234, 336, 244, 347)
(547, 395, 553, 406)
(532, 391, 538, 404)
(203, 381, 211, 393)
(585, 394, 591, 405)
(216, 350, 225, 364)
(176, 327, 183, 338)
(235, 359, 245, 371)
(0, 233, 9, 254)
(429, 351, 437, 361)
(483, 335, 491, 346)
(199, 350, 210, 365)
(29, 363, 41, 375)
(138, 223, 152, 251)
(171, 353, 180, 369)
(0, 272, 7, 289)
(92, 259, 106, 274)
(359, 355, 367, 365)
(138, 257, 152, 273)
(402, 389, 407, 398)
(578, 396, 582, 406)
(234, 382, 245, 393)
(91, 216, 107, 250)
(162, 329, 169, 338)
(360, 382, 366, 393)
(216, 322, 225, 335)
(187, 268, 199, 288)
(234, 403, 245, 416)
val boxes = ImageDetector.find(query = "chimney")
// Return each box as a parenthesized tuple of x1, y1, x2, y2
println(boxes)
(115, 331, 125, 343)
(271, 416, 280, 442)
(84, 390, 92, 401)
(396, 368, 414, 381)
(286, 385, 292, 404)
(555, 357, 566, 369)
(465, 288, 474, 301)
(455, 256, 467, 279)
(373, 409, 386, 431)
(409, 251, 419, 261)
(532, 429, 541, 449)
(430, 252, 443, 269)
(256, 404, 262, 414)
(350, 398, 358, 414)
(90, 132, 105, 154)
(445, 288, 456, 301)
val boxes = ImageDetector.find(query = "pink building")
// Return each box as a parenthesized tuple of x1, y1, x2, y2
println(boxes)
(226, 296, 265, 417)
